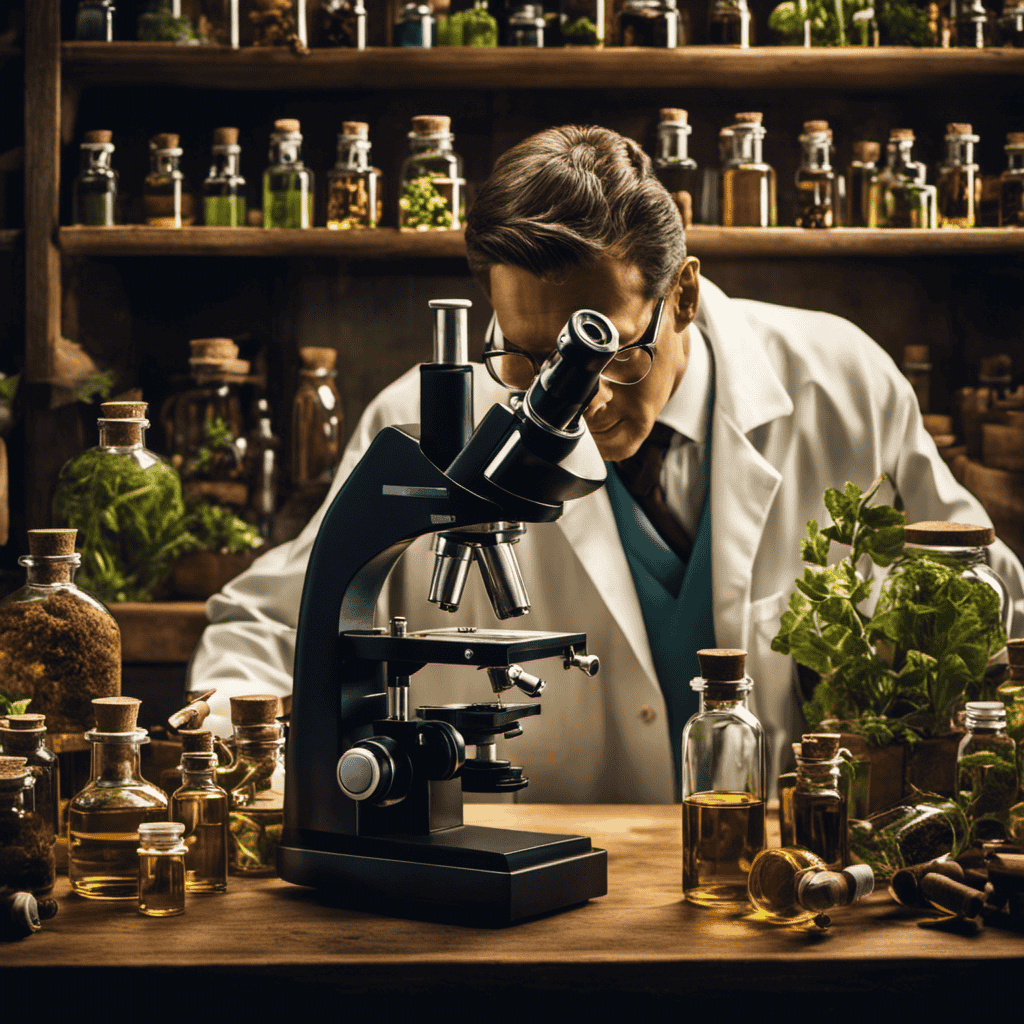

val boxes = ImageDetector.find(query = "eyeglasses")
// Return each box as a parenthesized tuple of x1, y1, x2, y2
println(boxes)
(483, 296, 666, 392)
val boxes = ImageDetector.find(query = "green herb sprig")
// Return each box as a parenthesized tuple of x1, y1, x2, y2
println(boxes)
(0, 692, 31, 716)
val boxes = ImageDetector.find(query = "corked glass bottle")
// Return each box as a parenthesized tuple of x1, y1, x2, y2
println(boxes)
(170, 730, 229, 893)
(868, 129, 937, 229)
(326, 122, 382, 229)
(794, 120, 840, 229)
(937, 123, 980, 229)
(73, 131, 118, 227)
(203, 127, 247, 228)
(720, 112, 777, 228)
(0, 529, 120, 736)
(75, 0, 116, 40)
(902, 344, 931, 413)
(999, 132, 1024, 228)
(792, 733, 850, 871)
(68, 697, 169, 900)
(0, 716, 60, 842)
(708, 0, 752, 46)
(1001, 0, 1024, 44)
(144, 133, 195, 228)
(291, 346, 343, 495)
(846, 141, 880, 228)
(654, 108, 702, 228)
(263, 119, 315, 229)
(618, 0, 688, 46)
(246, 396, 281, 542)
(0, 757, 56, 897)
(398, 115, 466, 231)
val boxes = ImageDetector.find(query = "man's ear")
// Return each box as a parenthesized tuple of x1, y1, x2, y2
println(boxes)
(671, 257, 700, 329)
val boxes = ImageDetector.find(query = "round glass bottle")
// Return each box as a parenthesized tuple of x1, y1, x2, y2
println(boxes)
(999, 132, 1024, 228)
(326, 122, 382, 229)
(203, 127, 247, 228)
(395, 2, 436, 45)
(263, 119, 314, 229)
(654, 108, 702, 228)
(560, 0, 604, 45)
(137, 821, 187, 916)
(170, 733, 229, 893)
(618, 0, 688, 46)
(937, 122, 979, 229)
(0, 757, 56, 897)
(795, 120, 839, 229)
(318, 1, 368, 48)
(681, 648, 766, 908)
(868, 129, 937, 229)
(69, 697, 169, 900)
(957, 701, 1018, 822)
(0, 529, 120, 736)
(291, 346, 343, 493)
(708, 0, 752, 46)
(719, 112, 777, 228)
(144, 132, 195, 227)
(398, 115, 466, 232)
(73, 130, 118, 227)
(76, 0, 116, 40)
(846, 141, 880, 228)
(0, 715, 60, 842)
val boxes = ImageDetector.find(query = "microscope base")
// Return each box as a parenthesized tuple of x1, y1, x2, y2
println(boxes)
(278, 824, 608, 926)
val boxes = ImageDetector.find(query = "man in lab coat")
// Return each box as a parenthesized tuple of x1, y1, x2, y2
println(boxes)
(190, 125, 1024, 801)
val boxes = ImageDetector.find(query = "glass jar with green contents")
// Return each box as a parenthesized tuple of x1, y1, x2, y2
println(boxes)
(73, 130, 118, 226)
(958, 702, 1018, 833)
(263, 118, 314, 229)
(461, 1, 499, 44)
(203, 127, 247, 228)
(868, 129, 937, 229)
(399, 115, 466, 232)
(560, 0, 605, 45)
(326, 122, 382, 229)
(144, 132, 195, 227)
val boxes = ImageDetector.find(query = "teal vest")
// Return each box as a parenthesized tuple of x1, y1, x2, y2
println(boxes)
(604, 381, 716, 791)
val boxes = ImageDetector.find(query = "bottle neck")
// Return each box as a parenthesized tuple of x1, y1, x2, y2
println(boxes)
(0, 729, 46, 754)
(657, 123, 693, 166)
(886, 140, 924, 181)
(0, 778, 31, 814)
(800, 135, 833, 171)
(208, 146, 242, 180)
(729, 126, 765, 166)
(89, 737, 145, 784)
(81, 146, 113, 172)
(181, 752, 219, 783)
(335, 137, 372, 172)
(19, 554, 79, 586)
(795, 756, 842, 792)
(269, 136, 304, 168)
(409, 132, 455, 155)
(943, 136, 977, 169)
(903, 542, 988, 570)
(151, 149, 182, 176)
(97, 419, 146, 451)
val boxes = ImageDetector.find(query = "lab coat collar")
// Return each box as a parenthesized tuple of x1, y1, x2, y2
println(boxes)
(657, 321, 710, 444)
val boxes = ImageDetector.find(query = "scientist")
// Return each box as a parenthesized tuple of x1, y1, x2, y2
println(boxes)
(190, 125, 1024, 801)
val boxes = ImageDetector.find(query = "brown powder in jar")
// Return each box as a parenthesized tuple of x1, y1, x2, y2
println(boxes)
(0, 593, 120, 734)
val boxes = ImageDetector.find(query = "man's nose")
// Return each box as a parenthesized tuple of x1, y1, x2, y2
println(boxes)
(583, 377, 614, 420)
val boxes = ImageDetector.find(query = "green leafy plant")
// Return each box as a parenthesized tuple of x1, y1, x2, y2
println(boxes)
(0, 692, 31, 716)
(183, 416, 241, 479)
(182, 498, 262, 555)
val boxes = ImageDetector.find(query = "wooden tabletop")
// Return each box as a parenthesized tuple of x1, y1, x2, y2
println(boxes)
(6, 805, 1022, 1012)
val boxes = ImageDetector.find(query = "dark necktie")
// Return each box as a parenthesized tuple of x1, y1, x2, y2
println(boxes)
(613, 422, 693, 562)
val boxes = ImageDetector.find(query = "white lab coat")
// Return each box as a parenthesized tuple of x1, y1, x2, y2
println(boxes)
(190, 277, 1024, 802)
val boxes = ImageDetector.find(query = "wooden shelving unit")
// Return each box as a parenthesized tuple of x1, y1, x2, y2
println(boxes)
(108, 602, 208, 663)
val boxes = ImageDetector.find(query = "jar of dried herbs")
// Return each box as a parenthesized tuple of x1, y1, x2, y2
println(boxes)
(326, 122, 382, 229)
(0, 715, 60, 841)
(398, 115, 466, 231)
(0, 530, 120, 737)
(958, 702, 1018, 826)
(318, 1, 367, 47)
(0, 757, 56, 897)
(291, 347, 343, 493)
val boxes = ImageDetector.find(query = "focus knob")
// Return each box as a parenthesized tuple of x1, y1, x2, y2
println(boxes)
(336, 741, 395, 802)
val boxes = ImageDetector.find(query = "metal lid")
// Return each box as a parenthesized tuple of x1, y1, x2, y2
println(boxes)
(965, 701, 1007, 726)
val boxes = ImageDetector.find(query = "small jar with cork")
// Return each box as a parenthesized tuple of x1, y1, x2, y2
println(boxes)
(291, 346, 343, 494)
(0, 715, 60, 842)
(792, 733, 850, 871)
(653, 109, 702, 228)
(318, 1, 368, 49)
(398, 115, 466, 231)
(868, 129, 937, 229)
(794, 120, 840, 229)
(144, 133, 195, 228)
(203, 127, 247, 228)
(73, 131, 118, 226)
(936, 123, 980, 229)
(719, 112, 777, 228)
(0, 756, 56, 897)
(263, 119, 314, 228)
(846, 140, 880, 228)
(326, 122, 382, 229)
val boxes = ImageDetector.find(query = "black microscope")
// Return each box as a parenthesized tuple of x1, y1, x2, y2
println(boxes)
(278, 298, 620, 924)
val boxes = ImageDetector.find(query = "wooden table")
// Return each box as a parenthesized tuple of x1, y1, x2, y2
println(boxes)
(6, 805, 1022, 1015)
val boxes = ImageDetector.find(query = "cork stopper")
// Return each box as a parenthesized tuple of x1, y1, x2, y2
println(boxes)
(803, 120, 830, 133)
(852, 140, 881, 162)
(947, 122, 973, 135)
(696, 648, 747, 681)
(342, 121, 369, 139)
(0, 756, 28, 780)
(27, 528, 77, 557)
(734, 112, 763, 125)
(189, 338, 239, 361)
(273, 118, 301, 134)
(212, 127, 239, 146)
(83, 130, 113, 145)
(2, 714, 46, 732)
(904, 344, 930, 365)
(659, 108, 688, 124)
(1007, 133, 1024, 146)
(167, 689, 216, 731)
(904, 521, 995, 546)
(412, 115, 451, 136)
(92, 696, 141, 733)
(800, 733, 841, 760)
(178, 728, 214, 754)
(890, 128, 915, 141)
(101, 401, 147, 419)
(151, 133, 180, 150)
(299, 346, 337, 372)
(229, 694, 281, 726)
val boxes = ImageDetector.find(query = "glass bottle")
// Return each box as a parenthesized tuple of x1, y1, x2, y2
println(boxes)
(868, 129, 937, 229)
(171, 740, 229, 893)
(263, 119, 314, 229)
(144, 133, 195, 228)
(708, 0, 752, 45)
(0, 758, 56, 897)
(395, 2, 436, 45)
(398, 115, 466, 232)
(137, 821, 187, 916)
(509, 3, 548, 44)
(319, 1, 367, 48)
(747, 847, 874, 927)
(192, 0, 241, 46)
(957, 702, 1019, 822)
(0, 530, 120, 736)
(618, 0, 688, 46)
(937, 123, 980, 229)
(0, 716, 60, 842)
(291, 346, 343, 493)
(73, 131, 118, 227)
(75, 1, 116, 41)
(137, 0, 199, 42)
(681, 649, 766, 908)
(462, 0, 499, 43)
(560, 0, 604, 44)
(203, 127, 247, 228)
(1001, 0, 1024, 44)
(326, 122, 382, 229)
(902, 344, 931, 413)
(847, 140, 880, 228)
(792, 734, 849, 871)
(720, 112, 777, 228)
(246, 396, 281, 542)
(654, 108, 701, 228)
(794, 120, 839, 229)
(956, 0, 991, 45)
(68, 697, 169, 900)
(999, 132, 1024, 228)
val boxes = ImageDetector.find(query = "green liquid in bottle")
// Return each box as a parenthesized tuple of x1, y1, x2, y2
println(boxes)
(75, 191, 116, 227)
(204, 195, 247, 227)
(263, 181, 314, 229)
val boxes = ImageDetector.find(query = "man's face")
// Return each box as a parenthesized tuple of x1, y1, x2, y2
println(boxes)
(488, 257, 699, 462)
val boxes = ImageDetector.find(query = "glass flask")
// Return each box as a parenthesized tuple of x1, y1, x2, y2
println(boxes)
(937, 122, 980, 229)
(395, 2, 436, 45)
(618, 0, 688, 46)
(560, 0, 604, 44)
(203, 127, 247, 228)
(73, 131, 118, 227)
(76, 1, 116, 40)
(221, 695, 286, 877)
(0, 715, 60, 842)
(398, 115, 466, 231)
(171, 739, 229, 893)
(654, 108, 702, 228)
(291, 346, 343, 492)
(0, 758, 56, 897)
(509, 3, 547, 44)
(318, 0, 367, 48)
(681, 649, 766, 908)
(1001, 0, 1024, 44)
(137, 821, 187, 916)
(720, 112, 777, 228)
(326, 122, 382, 229)
(956, 0, 991, 45)
(794, 120, 840, 229)
(137, 0, 199, 41)
(957, 702, 1019, 820)
(868, 129, 937, 229)
(792, 734, 849, 871)
(0, 529, 120, 735)
(68, 697, 169, 900)
(144, 133, 195, 228)
(902, 344, 931, 413)
(708, 0, 752, 45)
(263, 119, 314, 229)
(999, 132, 1024, 228)
(847, 141, 880, 227)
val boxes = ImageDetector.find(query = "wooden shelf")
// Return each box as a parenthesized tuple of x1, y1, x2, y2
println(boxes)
(108, 601, 208, 663)
(61, 43, 1024, 92)
(59, 225, 1024, 259)
(0, 228, 20, 252)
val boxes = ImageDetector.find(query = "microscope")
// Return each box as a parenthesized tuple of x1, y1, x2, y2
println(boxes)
(278, 298, 619, 924)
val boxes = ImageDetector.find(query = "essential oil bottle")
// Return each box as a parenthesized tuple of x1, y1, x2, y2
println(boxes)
(846, 140, 880, 228)
(936, 122, 980, 229)
(263, 118, 314, 229)
(203, 127, 247, 228)
(73, 130, 118, 226)
(326, 122, 382, 229)
(719, 112, 777, 228)
(170, 731, 229, 893)
(144, 132, 195, 228)
(654, 108, 702, 227)
(999, 132, 1024, 227)
(794, 120, 840, 229)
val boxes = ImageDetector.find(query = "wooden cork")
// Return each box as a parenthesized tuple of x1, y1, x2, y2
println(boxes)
(342, 121, 369, 139)
(734, 112, 763, 125)
(167, 689, 216, 731)
(947, 122, 973, 135)
(151, 133, 180, 150)
(92, 696, 141, 733)
(178, 728, 214, 753)
(852, 141, 880, 162)
(412, 115, 451, 135)
(230, 694, 281, 726)
(83, 130, 113, 145)
(659, 108, 688, 124)
(803, 120, 830, 133)
(801, 733, 841, 760)
(904, 521, 994, 546)
(299, 346, 337, 372)
(101, 401, 148, 419)
(890, 128, 915, 141)
(0, 756, 28, 779)
(904, 344, 930, 365)
(697, 648, 747, 681)
(212, 127, 239, 146)
(1007, 133, 1024, 146)
(2, 714, 46, 732)
(28, 529, 77, 557)
(190, 338, 239, 361)
(274, 118, 301, 134)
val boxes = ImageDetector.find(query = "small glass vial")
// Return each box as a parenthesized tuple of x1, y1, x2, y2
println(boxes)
(263, 119, 314, 229)
(291, 346, 343, 492)
(69, 698, 169, 900)
(720, 112, 777, 228)
(681, 649, 766, 908)
(708, 0, 752, 46)
(958, 702, 1019, 819)
(137, 822, 187, 917)
(747, 848, 874, 927)
(792, 733, 849, 871)
(76, 1, 116, 41)
(326, 122, 382, 229)
(957, 0, 991, 45)
(847, 140, 880, 228)
(73, 131, 118, 227)
(144, 132, 195, 228)
(999, 132, 1024, 228)
(795, 120, 839, 229)
(399, 115, 466, 232)
(0, 758, 56, 897)
(560, 0, 604, 45)
(869, 129, 937, 229)
(654, 108, 701, 228)
(170, 732, 229, 893)
(937, 122, 980, 229)
(510, 3, 548, 45)
(618, 0, 688, 46)
(203, 127, 247, 228)
(395, 2, 436, 45)
(1001, 0, 1024, 44)
(0, 715, 60, 842)
(318, 0, 367, 47)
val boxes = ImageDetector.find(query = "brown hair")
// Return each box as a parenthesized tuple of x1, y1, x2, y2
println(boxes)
(465, 125, 686, 300)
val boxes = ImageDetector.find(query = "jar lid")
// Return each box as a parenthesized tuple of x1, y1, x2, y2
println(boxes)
(101, 400, 148, 419)
(965, 701, 1006, 725)
(178, 728, 214, 753)
(803, 119, 830, 134)
(852, 140, 881, 162)
(696, 648, 747, 681)
(1007, 132, 1024, 146)
(342, 121, 369, 139)
(138, 821, 186, 848)
(92, 697, 141, 733)
(903, 521, 994, 546)
(151, 133, 180, 151)
(800, 733, 841, 760)
(83, 130, 113, 145)
(659, 108, 688, 124)
(27, 528, 77, 557)
(274, 118, 302, 135)
(2, 714, 46, 732)
(299, 346, 337, 372)
(411, 115, 451, 136)
(890, 128, 915, 141)
(230, 694, 282, 726)
(212, 127, 239, 146)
